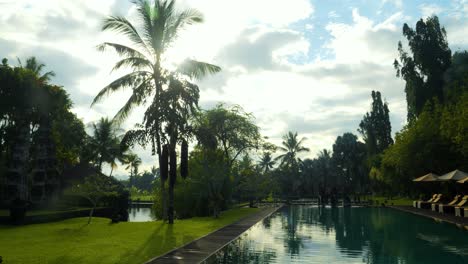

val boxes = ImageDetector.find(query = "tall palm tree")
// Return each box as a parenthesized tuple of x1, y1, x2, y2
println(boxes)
(276, 131, 310, 167)
(92, 0, 220, 223)
(123, 153, 142, 187)
(259, 152, 275, 173)
(89, 117, 121, 172)
(18, 56, 55, 84)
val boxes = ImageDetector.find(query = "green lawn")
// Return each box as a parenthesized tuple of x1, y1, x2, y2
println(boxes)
(130, 194, 154, 202)
(0, 207, 259, 264)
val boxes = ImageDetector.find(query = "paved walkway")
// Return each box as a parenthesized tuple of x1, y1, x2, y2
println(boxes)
(145, 205, 283, 264)
(390, 205, 468, 229)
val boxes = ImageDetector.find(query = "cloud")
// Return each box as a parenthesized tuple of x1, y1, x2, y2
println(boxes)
(324, 9, 403, 64)
(420, 3, 444, 17)
(0, 37, 98, 107)
(382, 0, 403, 8)
(216, 26, 308, 71)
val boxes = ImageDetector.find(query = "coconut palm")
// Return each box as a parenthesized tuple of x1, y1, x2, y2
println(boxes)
(92, 0, 220, 223)
(89, 117, 122, 172)
(17, 56, 55, 84)
(123, 153, 142, 187)
(276, 131, 310, 167)
(259, 152, 275, 173)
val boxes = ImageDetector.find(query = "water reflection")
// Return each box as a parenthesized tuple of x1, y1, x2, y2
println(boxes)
(127, 205, 156, 222)
(206, 206, 468, 264)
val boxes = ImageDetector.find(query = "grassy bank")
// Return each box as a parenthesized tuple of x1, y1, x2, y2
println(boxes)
(130, 194, 154, 202)
(0, 207, 259, 264)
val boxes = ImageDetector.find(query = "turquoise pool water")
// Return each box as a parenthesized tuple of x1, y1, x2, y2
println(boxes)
(206, 206, 468, 264)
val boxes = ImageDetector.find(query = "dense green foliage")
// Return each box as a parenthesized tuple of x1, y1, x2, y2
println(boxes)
(0, 58, 87, 170)
(394, 16, 452, 121)
(0, 208, 259, 264)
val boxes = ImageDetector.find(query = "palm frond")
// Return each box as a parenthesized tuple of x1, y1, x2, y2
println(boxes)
(176, 59, 221, 79)
(91, 71, 151, 106)
(102, 16, 152, 56)
(97, 42, 147, 59)
(111, 57, 153, 72)
(113, 78, 152, 123)
(163, 8, 203, 47)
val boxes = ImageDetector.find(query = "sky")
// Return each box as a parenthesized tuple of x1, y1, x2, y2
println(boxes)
(1, 0, 467, 179)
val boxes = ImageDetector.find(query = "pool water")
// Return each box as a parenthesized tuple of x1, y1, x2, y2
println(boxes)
(127, 205, 156, 222)
(205, 206, 468, 264)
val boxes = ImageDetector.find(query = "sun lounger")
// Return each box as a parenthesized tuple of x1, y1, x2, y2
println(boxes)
(419, 194, 441, 210)
(430, 195, 444, 211)
(414, 194, 437, 208)
(454, 196, 468, 217)
(437, 195, 461, 213)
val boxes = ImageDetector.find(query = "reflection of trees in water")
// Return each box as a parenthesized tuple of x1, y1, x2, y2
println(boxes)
(207, 206, 468, 264)
(313, 207, 468, 264)
(207, 235, 276, 264)
(281, 206, 304, 256)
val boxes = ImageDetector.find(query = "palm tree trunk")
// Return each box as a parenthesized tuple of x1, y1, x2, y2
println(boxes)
(160, 171, 167, 221)
(168, 143, 177, 224)
(109, 166, 114, 177)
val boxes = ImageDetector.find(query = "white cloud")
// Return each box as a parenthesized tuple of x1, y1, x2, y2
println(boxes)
(420, 3, 444, 17)
(382, 0, 403, 8)
(328, 11, 340, 19)
(324, 9, 403, 65)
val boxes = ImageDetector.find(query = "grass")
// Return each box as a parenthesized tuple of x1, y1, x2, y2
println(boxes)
(130, 194, 154, 202)
(0, 207, 259, 264)
(371, 196, 413, 206)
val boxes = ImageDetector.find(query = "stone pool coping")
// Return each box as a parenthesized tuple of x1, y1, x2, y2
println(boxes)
(389, 205, 468, 230)
(145, 205, 283, 264)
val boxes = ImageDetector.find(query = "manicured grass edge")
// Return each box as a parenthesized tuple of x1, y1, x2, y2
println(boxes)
(144, 206, 269, 263)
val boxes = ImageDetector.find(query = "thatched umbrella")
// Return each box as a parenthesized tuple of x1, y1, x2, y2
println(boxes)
(457, 177, 468, 184)
(413, 173, 440, 199)
(438, 170, 468, 181)
(438, 170, 468, 196)
(412, 173, 440, 182)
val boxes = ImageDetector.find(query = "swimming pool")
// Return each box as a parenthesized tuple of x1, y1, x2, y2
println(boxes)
(205, 206, 468, 264)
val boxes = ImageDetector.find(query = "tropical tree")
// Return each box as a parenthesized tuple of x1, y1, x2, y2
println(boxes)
(89, 117, 122, 173)
(258, 152, 275, 173)
(17, 56, 55, 84)
(276, 131, 310, 167)
(123, 153, 142, 187)
(332, 133, 367, 193)
(394, 15, 452, 121)
(92, 0, 220, 224)
(194, 104, 262, 167)
(358, 90, 393, 157)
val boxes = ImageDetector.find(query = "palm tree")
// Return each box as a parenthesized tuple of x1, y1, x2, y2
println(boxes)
(92, 0, 220, 224)
(89, 117, 121, 172)
(276, 131, 310, 167)
(18, 56, 55, 84)
(123, 153, 142, 187)
(259, 152, 275, 173)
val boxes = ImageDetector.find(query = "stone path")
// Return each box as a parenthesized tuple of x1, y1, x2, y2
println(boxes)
(145, 205, 283, 264)
(390, 205, 468, 229)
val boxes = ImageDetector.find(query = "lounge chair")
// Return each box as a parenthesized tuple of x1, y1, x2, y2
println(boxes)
(419, 194, 441, 209)
(437, 195, 461, 214)
(454, 195, 468, 217)
(430, 195, 444, 211)
(413, 193, 438, 208)
(414, 194, 437, 208)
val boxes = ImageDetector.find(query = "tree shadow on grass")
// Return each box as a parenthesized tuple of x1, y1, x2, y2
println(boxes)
(117, 223, 197, 264)
(48, 255, 85, 264)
